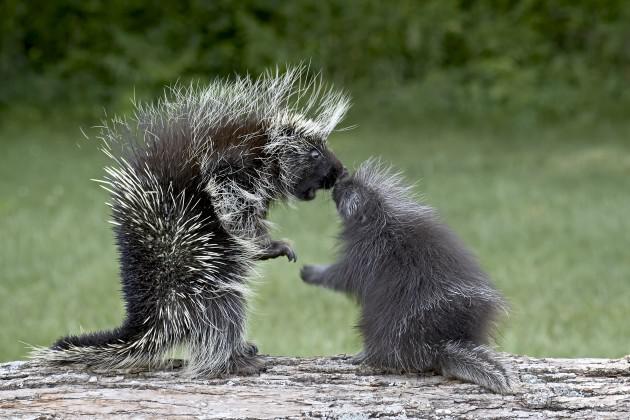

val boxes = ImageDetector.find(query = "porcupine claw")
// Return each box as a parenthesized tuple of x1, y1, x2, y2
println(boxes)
(283, 244, 297, 262)
(258, 240, 297, 262)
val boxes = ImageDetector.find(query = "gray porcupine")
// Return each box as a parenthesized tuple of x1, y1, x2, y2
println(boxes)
(300, 160, 514, 393)
(31, 67, 349, 376)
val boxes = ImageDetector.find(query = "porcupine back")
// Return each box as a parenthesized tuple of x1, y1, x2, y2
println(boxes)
(35, 96, 258, 373)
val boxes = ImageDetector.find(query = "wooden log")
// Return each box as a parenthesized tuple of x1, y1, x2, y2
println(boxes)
(1, 355, 629, 418)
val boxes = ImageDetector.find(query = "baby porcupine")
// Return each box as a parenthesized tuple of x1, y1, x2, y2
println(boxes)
(301, 160, 513, 394)
(32, 67, 349, 377)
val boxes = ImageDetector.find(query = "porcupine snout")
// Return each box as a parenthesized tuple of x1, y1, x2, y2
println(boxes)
(322, 153, 345, 189)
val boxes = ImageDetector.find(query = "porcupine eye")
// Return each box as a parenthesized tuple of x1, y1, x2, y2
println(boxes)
(309, 149, 321, 159)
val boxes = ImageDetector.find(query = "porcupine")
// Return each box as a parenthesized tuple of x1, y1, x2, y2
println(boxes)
(300, 160, 513, 393)
(32, 67, 349, 376)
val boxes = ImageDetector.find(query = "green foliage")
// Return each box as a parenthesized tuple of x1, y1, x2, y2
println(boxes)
(2, 1, 630, 119)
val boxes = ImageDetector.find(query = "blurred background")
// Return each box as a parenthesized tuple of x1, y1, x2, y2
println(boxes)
(1, 0, 629, 362)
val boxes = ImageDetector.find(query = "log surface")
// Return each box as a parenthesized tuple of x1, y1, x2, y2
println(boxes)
(1, 355, 629, 419)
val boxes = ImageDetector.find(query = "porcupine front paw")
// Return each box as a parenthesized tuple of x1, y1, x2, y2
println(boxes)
(259, 240, 297, 262)
(300, 264, 329, 285)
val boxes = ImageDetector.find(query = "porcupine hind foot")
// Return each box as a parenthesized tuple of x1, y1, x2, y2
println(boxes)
(186, 336, 263, 377)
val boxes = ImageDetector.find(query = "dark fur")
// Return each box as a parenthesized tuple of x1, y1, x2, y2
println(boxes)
(37, 71, 348, 376)
(301, 161, 513, 393)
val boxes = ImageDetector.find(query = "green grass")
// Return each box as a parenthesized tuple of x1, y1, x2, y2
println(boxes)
(1, 117, 629, 362)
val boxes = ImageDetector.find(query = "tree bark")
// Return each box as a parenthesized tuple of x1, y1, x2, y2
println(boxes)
(1, 354, 628, 418)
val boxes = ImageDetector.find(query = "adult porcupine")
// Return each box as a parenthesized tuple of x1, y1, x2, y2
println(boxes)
(32, 68, 349, 376)
(300, 160, 513, 393)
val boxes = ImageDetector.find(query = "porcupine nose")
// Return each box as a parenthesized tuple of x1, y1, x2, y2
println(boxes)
(324, 163, 345, 189)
